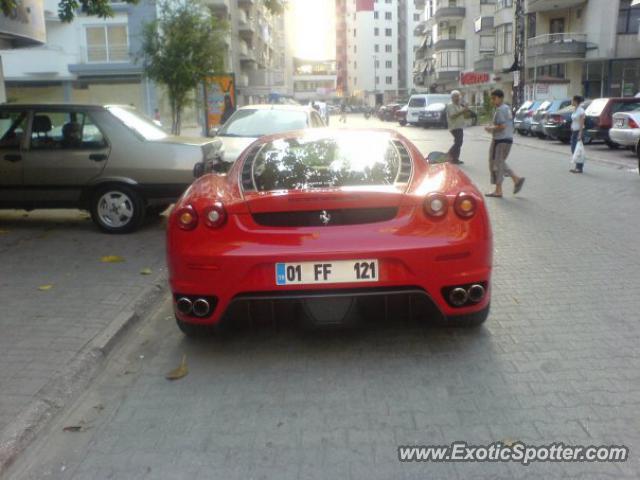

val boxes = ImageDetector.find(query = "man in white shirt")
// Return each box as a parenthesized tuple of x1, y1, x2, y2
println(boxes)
(445, 90, 470, 165)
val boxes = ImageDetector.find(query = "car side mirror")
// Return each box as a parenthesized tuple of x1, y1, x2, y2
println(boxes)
(208, 127, 219, 138)
(426, 151, 449, 164)
(193, 161, 205, 178)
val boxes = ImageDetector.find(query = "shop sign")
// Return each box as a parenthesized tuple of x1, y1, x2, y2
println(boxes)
(460, 72, 490, 85)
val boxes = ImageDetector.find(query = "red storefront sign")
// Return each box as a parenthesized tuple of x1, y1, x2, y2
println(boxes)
(356, 0, 374, 11)
(460, 72, 490, 85)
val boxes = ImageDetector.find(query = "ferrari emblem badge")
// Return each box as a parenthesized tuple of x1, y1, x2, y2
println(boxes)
(319, 210, 331, 225)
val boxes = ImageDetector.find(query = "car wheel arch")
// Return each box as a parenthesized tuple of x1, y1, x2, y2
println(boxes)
(80, 178, 143, 208)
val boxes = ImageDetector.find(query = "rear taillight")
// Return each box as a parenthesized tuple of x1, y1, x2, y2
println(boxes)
(549, 115, 562, 124)
(176, 205, 198, 230)
(203, 202, 227, 229)
(423, 193, 448, 218)
(628, 118, 639, 129)
(454, 193, 477, 219)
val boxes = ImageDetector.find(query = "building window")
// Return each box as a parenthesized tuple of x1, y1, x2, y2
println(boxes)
(85, 25, 129, 62)
(495, 23, 513, 55)
(385, 60, 392, 68)
(385, 12, 392, 20)
(354, 61, 357, 68)
(495, 0, 513, 10)
(527, 13, 536, 39)
(437, 50, 465, 68)
(386, 76, 392, 84)
(413, 13, 421, 21)
(528, 63, 566, 79)
(385, 28, 392, 36)
(385, 44, 392, 52)
(374, 11, 379, 19)
(354, 28, 357, 37)
(354, 45, 357, 53)
(374, 27, 379, 36)
(375, 76, 379, 85)
(374, 44, 379, 52)
(479, 34, 495, 52)
(375, 59, 380, 68)
(385, 0, 391, 3)
(617, 0, 640, 34)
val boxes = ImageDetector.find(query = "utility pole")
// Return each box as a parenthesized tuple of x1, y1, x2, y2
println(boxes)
(512, 0, 526, 111)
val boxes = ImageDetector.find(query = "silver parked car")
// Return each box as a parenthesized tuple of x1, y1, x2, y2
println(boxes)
(208, 104, 326, 171)
(609, 107, 640, 151)
(0, 104, 220, 233)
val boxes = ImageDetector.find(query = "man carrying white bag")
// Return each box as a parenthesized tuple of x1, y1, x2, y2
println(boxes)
(570, 95, 586, 174)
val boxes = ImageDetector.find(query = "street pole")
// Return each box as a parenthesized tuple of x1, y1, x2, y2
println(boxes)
(513, 0, 525, 111)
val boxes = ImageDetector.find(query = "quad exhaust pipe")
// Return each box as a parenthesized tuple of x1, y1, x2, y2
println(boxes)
(448, 284, 486, 307)
(176, 296, 212, 317)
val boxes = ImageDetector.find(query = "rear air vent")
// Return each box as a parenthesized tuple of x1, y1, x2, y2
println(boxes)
(392, 140, 413, 183)
(252, 207, 398, 227)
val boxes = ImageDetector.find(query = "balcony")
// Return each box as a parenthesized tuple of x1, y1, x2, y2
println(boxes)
(239, 41, 255, 63)
(434, 38, 465, 51)
(526, 0, 586, 13)
(238, 10, 255, 39)
(474, 56, 494, 72)
(208, 0, 229, 12)
(526, 33, 587, 62)
(434, 1, 466, 21)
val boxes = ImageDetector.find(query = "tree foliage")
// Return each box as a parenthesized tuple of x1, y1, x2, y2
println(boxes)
(139, 0, 227, 134)
(0, 0, 137, 22)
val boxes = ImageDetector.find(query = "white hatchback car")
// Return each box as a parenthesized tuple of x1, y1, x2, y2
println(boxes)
(208, 104, 326, 171)
(609, 108, 640, 151)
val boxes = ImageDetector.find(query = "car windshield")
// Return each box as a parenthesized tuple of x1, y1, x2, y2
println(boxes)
(408, 97, 426, 107)
(427, 96, 451, 105)
(250, 133, 402, 191)
(538, 101, 552, 111)
(107, 106, 168, 141)
(218, 109, 308, 137)
(426, 103, 446, 111)
(518, 101, 533, 112)
(585, 98, 608, 116)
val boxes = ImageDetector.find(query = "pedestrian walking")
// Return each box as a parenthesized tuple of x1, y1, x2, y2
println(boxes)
(445, 90, 470, 164)
(339, 102, 347, 123)
(484, 89, 525, 198)
(570, 95, 586, 173)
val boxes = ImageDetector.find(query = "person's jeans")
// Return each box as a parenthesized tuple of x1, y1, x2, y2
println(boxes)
(448, 128, 463, 162)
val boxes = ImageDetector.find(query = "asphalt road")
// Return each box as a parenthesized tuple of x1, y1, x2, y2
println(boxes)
(7, 117, 640, 480)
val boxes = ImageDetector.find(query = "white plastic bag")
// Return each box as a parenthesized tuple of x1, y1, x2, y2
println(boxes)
(572, 140, 585, 165)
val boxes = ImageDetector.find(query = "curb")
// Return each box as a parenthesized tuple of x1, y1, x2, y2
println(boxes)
(0, 273, 168, 478)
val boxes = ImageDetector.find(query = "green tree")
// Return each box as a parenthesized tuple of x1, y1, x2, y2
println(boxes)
(139, 0, 227, 134)
(1, 0, 137, 22)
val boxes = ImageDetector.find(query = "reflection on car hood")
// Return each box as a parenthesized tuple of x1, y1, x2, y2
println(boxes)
(217, 136, 258, 164)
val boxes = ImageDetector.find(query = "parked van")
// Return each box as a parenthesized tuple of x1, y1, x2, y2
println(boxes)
(406, 94, 451, 126)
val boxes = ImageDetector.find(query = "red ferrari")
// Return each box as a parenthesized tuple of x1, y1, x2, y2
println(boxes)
(167, 129, 492, 336)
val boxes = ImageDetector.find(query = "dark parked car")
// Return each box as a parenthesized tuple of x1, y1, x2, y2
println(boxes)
(377, 103, 403, 121)
(585, 97, 640, 148)
(543, 101, 594, 144)
(515, 100, 543, 136)
(530, 99, 572, 138)
(395, 104, 408, 126)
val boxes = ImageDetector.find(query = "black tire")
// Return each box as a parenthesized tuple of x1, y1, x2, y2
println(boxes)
(90, 184, 145, 234)
(536, 132, 546, 139)
(176, 316, 218, 338)
(605, 139, 619, 149)
(443, 304, 490, 327)
(399, 120, 407, 126)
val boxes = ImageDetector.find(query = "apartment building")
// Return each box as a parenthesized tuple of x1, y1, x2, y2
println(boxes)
(336, 0, 424, 105)
(292, 59, 338, 103)
(215, 0, 293, 106)
(0, 0, 158, 114)
(415, 0, 640, 107)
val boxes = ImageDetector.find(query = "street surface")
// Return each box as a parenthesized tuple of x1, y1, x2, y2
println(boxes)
(6, 115, 640, 479)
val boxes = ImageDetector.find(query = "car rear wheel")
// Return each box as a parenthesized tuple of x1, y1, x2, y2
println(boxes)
(399, 120, 407, 126)
(90, 185, 145, 234)
(443, 304, 490, 327)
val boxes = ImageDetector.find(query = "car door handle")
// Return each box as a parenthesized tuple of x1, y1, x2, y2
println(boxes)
(89, 153, 108, 162)
(4, 154, 21, 162)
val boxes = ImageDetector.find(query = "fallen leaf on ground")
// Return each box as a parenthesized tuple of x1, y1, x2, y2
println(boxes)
(140, 268, 152, 275)
(165, 354, 188, 381)
(38, 284, 54, 291)
(63, 426, 83, 432)
(101, 255, 125, 263)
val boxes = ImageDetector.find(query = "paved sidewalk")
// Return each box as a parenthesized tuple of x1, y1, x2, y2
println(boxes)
(0, 209, 167, 470)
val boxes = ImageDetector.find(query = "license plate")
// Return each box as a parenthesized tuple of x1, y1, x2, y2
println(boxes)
(614, 119, 624, 128)
(276, 259, 379, 285)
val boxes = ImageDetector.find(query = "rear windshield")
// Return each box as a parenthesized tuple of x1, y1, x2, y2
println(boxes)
(538, 101, 552, 110)
(249, 134, 403, 191)
(408, 97, 426, 108)
(612, 101, 640, 114)
(107, 106, 168, 141)
(585, 98, 608, 116)
(219, 109, 308, 137)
